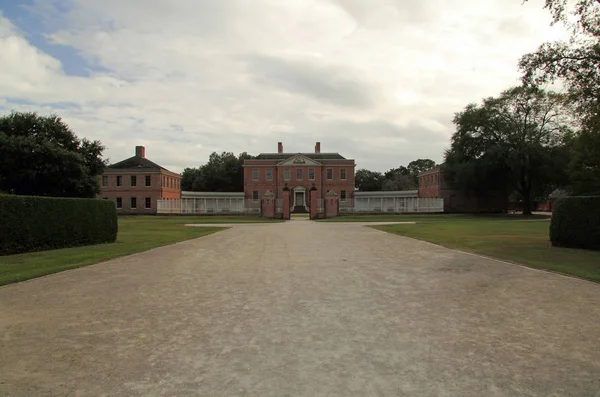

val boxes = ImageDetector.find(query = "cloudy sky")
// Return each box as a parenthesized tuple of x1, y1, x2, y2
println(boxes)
(1, 0, 567, 173)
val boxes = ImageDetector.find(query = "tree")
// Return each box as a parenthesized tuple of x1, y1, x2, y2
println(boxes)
(355, 169, 385, 191)
(383, 166, 416, 190)
(181, 151, 254, 192)
(407, 159, 437, 187)
(444, 86, 573, 215)
(0, 111, 106, 198)
(520, 0, 600, 194)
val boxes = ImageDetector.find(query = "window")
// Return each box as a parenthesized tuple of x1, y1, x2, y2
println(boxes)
(340, 169, 347, 180)
(102, 175, 108, 186)
(341, 190, 347, 201)
(284, 169, 291, 180)
(266, 169, 273, 181)
(145, 175, 151, 186)
(252, 190, 259, 201)
(252, 169, 259, 181)
(309, 168, 315, 180)
(116, 197, 122, 209)
(131, 175, 137, 187)
(116, 176, 122, 187)
(326, 169, 333, 180)
(145, 197, 151, 209)
(296, 168, 303, 180)
(130, 197, 137, 209)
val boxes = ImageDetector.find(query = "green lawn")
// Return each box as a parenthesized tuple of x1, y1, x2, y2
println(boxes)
(374, 215, 600, 282)
(0, 215, 274, 286)
(319, 213, 549, 222)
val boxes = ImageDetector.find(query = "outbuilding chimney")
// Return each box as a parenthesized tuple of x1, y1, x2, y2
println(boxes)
(135, 146, 146, 158)
(315, 142, 321, 153)
(278, 142, 283, 153)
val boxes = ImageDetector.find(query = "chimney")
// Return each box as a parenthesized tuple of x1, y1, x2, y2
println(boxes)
(278, 142, 283, 153)
(315, 142, 321, 153)
(135, 146, 146, 158)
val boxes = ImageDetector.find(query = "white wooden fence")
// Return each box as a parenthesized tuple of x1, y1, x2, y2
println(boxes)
(158, 196, 443, 215)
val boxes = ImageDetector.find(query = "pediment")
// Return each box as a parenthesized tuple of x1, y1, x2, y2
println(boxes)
(277, 154, 322, 167)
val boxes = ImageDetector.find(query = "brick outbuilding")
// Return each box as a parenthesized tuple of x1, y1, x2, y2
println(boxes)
(99, 146, 180, 214)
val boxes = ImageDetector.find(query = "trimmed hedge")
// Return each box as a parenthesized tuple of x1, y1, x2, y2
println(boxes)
(0, 195, 117, 255)
(550, 196, 600, 251)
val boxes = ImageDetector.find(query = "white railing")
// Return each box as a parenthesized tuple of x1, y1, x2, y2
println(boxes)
(157, 197, 444, 215)
(157, 198, 246, 215)
(340, 198, 443, 213)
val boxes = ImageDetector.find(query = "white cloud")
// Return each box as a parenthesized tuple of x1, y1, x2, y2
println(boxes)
(0, 0, 569, 173)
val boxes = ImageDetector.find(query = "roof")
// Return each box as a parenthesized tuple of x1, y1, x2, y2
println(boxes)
(355, 190, 419, 198)
(255, 152, 346, 160)
(108, 155, 167, 171)
(181, 191, 244, 199)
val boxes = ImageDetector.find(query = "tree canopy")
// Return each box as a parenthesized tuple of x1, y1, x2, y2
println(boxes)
(521, 0, 600, 195)
(0, 112, 106, 198)
(181, 151, 254, 192)
(444, 86, 573, 214)
(355, 159, 436, 191)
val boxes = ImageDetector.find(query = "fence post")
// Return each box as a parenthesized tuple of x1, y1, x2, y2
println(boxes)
(325, 190, 339, 218)
(261, 190, 275, 218)
(282, 186, 291, 220)
(310, 186, 318, 220)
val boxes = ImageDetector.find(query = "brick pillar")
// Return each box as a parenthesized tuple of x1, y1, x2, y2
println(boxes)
(310, 187, 318, 220)
(262, 191, 275, 218)
(325, 190, 339, 218)
(282, 187, 290, 220)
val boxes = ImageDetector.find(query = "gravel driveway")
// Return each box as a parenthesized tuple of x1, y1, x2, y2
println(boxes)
(1, 219, 599, 396)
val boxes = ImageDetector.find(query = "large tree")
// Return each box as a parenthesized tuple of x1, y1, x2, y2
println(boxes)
(444, 86, 573, 214)
(355, 169, 385, 191)
(181, 151, 254, 192)
(520, 0, 600, 195)
(0, 111, 106, 198)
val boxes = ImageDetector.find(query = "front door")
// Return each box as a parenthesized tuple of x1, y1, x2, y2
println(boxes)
(295, 191, 304, 206)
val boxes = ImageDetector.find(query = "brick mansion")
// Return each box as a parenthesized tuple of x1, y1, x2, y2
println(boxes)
(243, 142, 355, 213)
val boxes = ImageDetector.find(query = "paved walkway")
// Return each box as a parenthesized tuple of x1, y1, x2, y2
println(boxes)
(1, 221, 600, 396)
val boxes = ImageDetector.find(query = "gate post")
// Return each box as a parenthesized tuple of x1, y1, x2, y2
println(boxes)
(325, 190, 339, 218)
(261, 190, 275, 218)
(310, 186, 318, 220)
(282, 186, 291, 220)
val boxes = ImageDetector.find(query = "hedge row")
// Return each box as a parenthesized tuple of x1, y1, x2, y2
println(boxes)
(0, 194, 118, 255)
(550, 196, 600, 251)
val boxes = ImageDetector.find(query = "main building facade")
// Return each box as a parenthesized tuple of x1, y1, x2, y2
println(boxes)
(243, 142, 355, 212)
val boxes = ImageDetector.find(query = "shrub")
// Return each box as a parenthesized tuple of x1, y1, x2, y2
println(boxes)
(550, 196, 600, 250)
(0, 195, 117, 255)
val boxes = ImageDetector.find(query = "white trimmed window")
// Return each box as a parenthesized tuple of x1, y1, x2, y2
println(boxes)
(252, 169, 259, 181)
(102, 175, 108, 186)
(309, 168, 315, 180)
(326, 169, 333, 180)
(130, 197, 137, 209)
(341, 190, 347, 201)
(266, 169, 273, 181)
(252, 190, 259, 201)
(116, 197, 122, 209)
(145, 197, 151, 209)
(296, 169, 303, 180)
(340, 169, 346, 180)
(116, 176, 122, 186)
(284, 169, 291, 180)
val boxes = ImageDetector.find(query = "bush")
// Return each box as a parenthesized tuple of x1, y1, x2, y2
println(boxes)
(0, 195, 117, 255)
(550, 196, 600, 250)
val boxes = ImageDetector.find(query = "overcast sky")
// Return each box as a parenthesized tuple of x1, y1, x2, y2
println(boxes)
(1, 0, 567, 173)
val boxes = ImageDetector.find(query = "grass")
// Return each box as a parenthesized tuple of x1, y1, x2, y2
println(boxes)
(318, 213, 550, 222)
(373, 215, 600, 282)
(0, 215, 274, 286)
